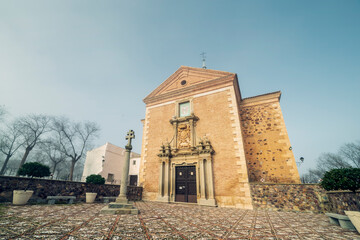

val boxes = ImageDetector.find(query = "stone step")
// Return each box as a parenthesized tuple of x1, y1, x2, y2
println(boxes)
(108, 203, 134, 209)
(100, 206, 139, 215)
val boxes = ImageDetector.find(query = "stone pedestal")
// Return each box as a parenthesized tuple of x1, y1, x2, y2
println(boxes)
(198, 198, 217, 207)
(157, 196, 170, 202)
(101, 202, 139, 215)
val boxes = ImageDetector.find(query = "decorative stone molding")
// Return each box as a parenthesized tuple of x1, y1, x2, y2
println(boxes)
(156, 114, 216, 206)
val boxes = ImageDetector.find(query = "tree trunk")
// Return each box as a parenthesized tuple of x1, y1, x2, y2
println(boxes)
(0, 155, 11, 175)
(68, 159, 76, 181)
(16, 148, 31, 176)
(51, 162, 59, 180)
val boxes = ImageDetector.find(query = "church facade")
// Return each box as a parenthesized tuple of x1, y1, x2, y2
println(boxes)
(139, 66, 300, 209)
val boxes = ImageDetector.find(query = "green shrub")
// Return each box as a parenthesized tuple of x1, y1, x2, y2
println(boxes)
(86, 174, 105, 184)
(17, 162, 51, 178)
(320, 168, 360, 192)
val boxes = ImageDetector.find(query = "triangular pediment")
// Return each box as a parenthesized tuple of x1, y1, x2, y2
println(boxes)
(144, 66, 235, 103)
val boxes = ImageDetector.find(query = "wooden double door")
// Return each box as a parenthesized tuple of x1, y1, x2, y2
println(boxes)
(175, 166, 197, 203)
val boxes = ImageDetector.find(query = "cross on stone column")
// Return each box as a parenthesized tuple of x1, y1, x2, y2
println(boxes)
(117, 130, 135, 203)
(125, 130, 135, 149)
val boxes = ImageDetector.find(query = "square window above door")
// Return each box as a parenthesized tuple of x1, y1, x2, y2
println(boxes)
(179, 101, 190, 117)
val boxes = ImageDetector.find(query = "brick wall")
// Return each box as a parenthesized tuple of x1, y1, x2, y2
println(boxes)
(140, 88, 253, 208)
(194, 89, 252, 208)
(0, 176, 120, 203)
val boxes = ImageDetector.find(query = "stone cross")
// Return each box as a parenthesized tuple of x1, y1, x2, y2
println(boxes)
(125, 130, 135, 149)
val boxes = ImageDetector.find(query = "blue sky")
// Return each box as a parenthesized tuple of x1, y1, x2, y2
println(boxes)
(0, 0, 359, 174)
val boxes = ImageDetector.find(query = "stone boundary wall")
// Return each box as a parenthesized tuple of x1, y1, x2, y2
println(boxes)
(250, 183, 329, 213)
(0, 176, 120, 203)
(327, 190, 360, 214)
(250, 183, 360, 214)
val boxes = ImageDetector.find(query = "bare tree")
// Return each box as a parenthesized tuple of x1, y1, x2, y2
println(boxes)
(73, 158, 85, 182)
(301, 171, 320, 183)
(0, 121, 25, 175)
(52, 117, 99, 181)
(317, 152, 351, 170)
(16, 114, 51, 175)
(54, 160, 70, 180)
(303, 141, 360, 181)
(340, 142, 360, 168)
(38, 140, 67, 179)
(305, 153, 352, 180)
(301, 168, 326, 183)
(5, 157, 21, 176)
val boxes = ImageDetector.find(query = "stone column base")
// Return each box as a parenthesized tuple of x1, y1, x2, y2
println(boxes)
(115, 196, 128, 204)
(198, 198, 217, 207)
(157, 196, 170, 202)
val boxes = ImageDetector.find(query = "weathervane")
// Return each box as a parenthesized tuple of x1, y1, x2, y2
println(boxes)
(200, 52, 207, 69)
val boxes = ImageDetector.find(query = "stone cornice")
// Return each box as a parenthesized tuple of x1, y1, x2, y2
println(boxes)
(169, 114, 199, 124)
(240, 91, 281, 107)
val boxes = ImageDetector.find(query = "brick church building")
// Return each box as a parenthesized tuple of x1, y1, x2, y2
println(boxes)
(139, 66, 300, 209)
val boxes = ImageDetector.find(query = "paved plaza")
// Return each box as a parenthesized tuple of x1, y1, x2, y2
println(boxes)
(0, 201, 359, 240)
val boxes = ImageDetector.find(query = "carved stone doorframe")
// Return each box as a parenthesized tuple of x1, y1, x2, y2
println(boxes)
(157, 140, 217, 206)
(169, 156, 199, 203)
(157, 114, 216, 206)
(170, 160, 198, 203)
(197, 153, 216, 206)
(157, 144, 171, 202)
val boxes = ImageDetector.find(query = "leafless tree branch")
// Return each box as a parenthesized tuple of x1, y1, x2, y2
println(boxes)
(51, 117, 99, 181)
(0, 120, 25, 175)
(16, 114, 51, 175)
(340, 142, 360, 168)
(302, 141, 360, 182)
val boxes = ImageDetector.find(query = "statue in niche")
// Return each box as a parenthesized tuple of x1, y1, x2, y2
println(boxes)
(177, 124, 191, 149)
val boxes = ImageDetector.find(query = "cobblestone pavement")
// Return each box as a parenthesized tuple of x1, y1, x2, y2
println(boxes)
(0, 201, 359, 240)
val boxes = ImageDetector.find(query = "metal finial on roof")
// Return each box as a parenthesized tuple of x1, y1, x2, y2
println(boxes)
(200, 52, 206, 69)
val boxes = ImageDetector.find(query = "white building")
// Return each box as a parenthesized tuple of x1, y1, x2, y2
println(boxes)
(81, 142, 141, 185)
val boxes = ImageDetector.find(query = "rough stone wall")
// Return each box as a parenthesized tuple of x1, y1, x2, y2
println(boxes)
(240, 100, 300, 183)
(327, 191, 360, 214)
(0, 176, 120, 203)
(251, 184, 360, 214)
(250, 183, 329, 213)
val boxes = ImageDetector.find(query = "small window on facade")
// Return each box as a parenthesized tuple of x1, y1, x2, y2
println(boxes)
(107, 173, 114, 182)
(133, 160, 136, 165)
(179, 101, 190, 117)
